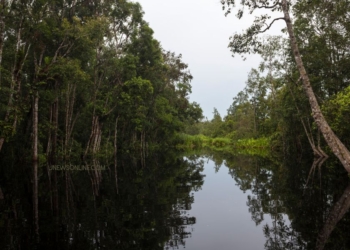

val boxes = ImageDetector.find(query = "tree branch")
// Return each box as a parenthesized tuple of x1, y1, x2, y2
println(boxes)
(259, 17, 285, 33)
(254, 2, 280, 10)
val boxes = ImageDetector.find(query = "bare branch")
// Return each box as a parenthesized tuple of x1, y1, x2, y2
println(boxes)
(259, 17, 285, 33)
(253, 1, 280, 10)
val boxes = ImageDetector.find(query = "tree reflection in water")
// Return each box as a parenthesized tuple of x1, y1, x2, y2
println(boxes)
(316, 183, 350, 250)
(0, 151, 205, 249)
(201, 148, 350, 250)
(2, 147, 350, 249)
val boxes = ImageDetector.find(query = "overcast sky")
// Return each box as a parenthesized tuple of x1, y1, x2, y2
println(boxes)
(135, 0, 285, 119)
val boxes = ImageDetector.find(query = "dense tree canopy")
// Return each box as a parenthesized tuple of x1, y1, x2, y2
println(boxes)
(189, 0, 350, 166)
(0, 0, 203, 243)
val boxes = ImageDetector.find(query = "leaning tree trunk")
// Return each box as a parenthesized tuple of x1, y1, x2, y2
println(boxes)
(281, 0, 350, 172)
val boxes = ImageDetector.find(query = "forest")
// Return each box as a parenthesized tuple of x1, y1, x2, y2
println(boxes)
(187, 0, 350, 161)
(0, 0, 350, 249)
(0, 0, 203, 246)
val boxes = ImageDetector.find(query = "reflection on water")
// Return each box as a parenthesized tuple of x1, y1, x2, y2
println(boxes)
(191, 149, 350, 250)
(316, 183, 350, 250)
(1, 149, 350, 249)
(0, 151, 205, 249)
(182, 157, 270, 250)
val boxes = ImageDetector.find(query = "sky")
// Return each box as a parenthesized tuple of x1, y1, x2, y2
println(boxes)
(135, 0, 285, 119)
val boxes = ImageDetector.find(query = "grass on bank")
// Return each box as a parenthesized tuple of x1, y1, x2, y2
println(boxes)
(176, 134, 270, 150)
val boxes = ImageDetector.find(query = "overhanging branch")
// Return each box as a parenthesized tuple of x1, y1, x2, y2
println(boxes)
(254, 1, 280, 9)
(259, 17, 285, 33)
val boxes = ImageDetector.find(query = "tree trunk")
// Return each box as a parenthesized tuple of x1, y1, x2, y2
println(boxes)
(0, 21, 30, 152)
(281, 0, 350, 172)
(84, 115, 103, 196)
(114, 116, 119, 194)
(64, 82, 77, 161)
(32, 90, 39, 242)
(0, 0, 4, 88)
(47, 97, 59, 217)
(53, 98, 59, 215)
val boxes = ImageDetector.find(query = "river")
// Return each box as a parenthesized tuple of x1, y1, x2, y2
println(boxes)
(179, 157, 273, 250)
(1, 150, 350, 249)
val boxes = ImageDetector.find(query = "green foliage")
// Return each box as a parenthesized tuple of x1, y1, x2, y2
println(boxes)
(216, 0, 350, 160)
(231, 137, 270, 149)
(0, 0, 203, 162)
(323, 86, 350, 147)
(176, 133, 270, 152)
(0, 1, 206, 245)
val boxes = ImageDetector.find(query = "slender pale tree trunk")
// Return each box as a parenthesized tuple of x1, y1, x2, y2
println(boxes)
(0, 21, 31, 152)
(114, 116, 119, 194)
(0, 0, 5, 88)
(281, 0, 350, 172)
(64, 82, 77, 161)
(83, 44, 105, 196)
(84, 115, 103, 196)
(32, 90, 39, 241)
(47, 96, 59, 217)
(52, 100, 59, 221)
(32, 44, 45, 242)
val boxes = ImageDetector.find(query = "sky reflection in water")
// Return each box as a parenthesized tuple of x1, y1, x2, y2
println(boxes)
(180, 158, 273, 250)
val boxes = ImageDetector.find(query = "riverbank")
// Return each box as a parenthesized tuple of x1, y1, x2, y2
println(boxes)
(176, 134, 270, 151)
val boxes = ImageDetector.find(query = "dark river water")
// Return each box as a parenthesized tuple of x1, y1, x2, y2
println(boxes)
(1, 150, 350, 249)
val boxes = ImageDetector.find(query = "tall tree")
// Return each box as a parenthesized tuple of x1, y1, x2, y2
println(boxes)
(221, 0, 350, 172)
(0, 0, 202, 242)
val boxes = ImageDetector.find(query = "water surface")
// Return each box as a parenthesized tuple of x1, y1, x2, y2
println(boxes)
(2, 150, 350, 249)
(181, 158, 273, 250)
